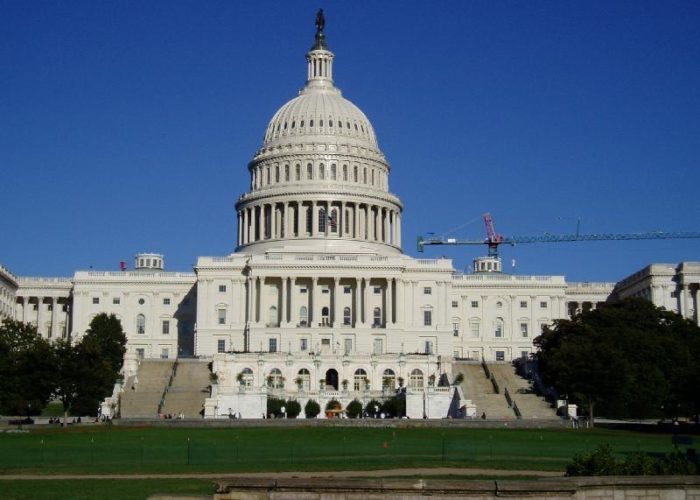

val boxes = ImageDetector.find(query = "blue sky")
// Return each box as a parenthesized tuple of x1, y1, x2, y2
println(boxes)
(1, 1, 698, 282)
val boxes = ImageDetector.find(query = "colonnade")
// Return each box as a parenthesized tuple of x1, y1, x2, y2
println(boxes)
(246, 276, 407, 329)
(15, 295, 70, 339)
(237, 200, 401, 247)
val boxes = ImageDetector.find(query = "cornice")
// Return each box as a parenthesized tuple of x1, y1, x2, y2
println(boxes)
(236, 189, 403, 210)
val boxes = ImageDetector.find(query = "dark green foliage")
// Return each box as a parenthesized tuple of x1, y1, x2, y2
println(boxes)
(266, 397, 285, 418)
(325, 398, 341, 411)
(285, 399, 301, 418)
(364, 399, 382, 417)
(0, 319, 56, 415)
(381, 395, 405, 418)
(566, 444, 699, 476)
(304, 399, 320, 418)
(535, 298, 700, 422)
(54, 314, 127, 418)
(345, 399, 363, 418)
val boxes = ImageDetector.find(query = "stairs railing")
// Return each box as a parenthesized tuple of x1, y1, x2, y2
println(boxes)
(481, 360, 500, 394)
(157, 358, 179, 415)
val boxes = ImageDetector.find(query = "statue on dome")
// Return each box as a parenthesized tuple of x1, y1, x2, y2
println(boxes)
(315, 9, 325, 33)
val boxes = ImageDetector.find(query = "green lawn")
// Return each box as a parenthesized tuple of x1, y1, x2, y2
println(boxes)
(0, 479, 214, 500)
(0, 425, 678, 475)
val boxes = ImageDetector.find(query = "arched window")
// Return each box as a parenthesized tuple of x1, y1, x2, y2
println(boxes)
(353, 368, 367, 391)
(343, 307, 351, 325)
(371, 169, 375, 185)
(268, 368, 284, 388)
(363, 167, 367, 184)
(409, 369, 424, 389)
(299, 306, 308, 326)
(307, 163, 313, 180)
(268, 306, 278, 326)
(342, 164, 348, 181)
(321, 306, 330, 326)
(382, 369, 396, 390)
(319, 163, 325, 180)
(241, 367, 254, 387)
(373, 307, 382, 327)
(494, 318, 504, 338)
(275, 166, 280, 183)
(284, 165, 290, 181)
(266, 167, 270, 185)
(331, 164, 337, 180)
(136, 314, 146, 334)
(329, 208, 338, 233)
(295, 164, 301, 181)
(297, 368, 310, 391)
(318, 207, 327, 233)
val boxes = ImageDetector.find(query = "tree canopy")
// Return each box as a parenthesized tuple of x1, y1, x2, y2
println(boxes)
(535, 298, 700, 423)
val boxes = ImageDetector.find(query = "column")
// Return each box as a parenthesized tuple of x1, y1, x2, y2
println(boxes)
(50, 297, 59, 339)
(396, 279, 404, 326)
(311, 202, 318, 237)
(281, 277, 288, 326)
(383, 208, 389, 243)
(396, 213, 402, 247)
(250, 277, 257, 325)
(354, 278, 361, 327)
(681, 285, 690, 319)
(22, 296, 29, 323)
(283, 202, 290, 238)
(332, 278, 339, 326)
(259, 277, 267, 325)
(353, 203, 359, 239)
(368, 206, 374, 241)
(311, 277, 319, 327)
(386, 279, 393, 325)
(324, 201, 330, 236)
(290, 278, 297, 325)
(363, 278, 370, 326)
(271, 203, 277, 239)
(340, 201, 346, 236)
(36, 296, 44, 335)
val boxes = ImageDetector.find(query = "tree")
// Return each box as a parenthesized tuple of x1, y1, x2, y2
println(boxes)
(0, 319, 56, 415)
(285, 399, 301, 418)
(364, 399, 382, 417)
(346, 399, 363, 418)
(304, 399, 320, 418)
(535, 298, 700, 424)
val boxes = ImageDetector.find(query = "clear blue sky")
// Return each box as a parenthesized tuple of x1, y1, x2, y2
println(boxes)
(1, 1, 699, 282)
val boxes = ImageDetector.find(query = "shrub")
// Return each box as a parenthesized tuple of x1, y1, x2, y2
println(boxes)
(381, 395, 405, 418)
(285, 399, 301, 419)
(364, 399, 382, 417)
(304, 399, 321, 418)
(346, 399, 363, 418)
(325, 399, 341, 411)
(266, 397, 285, 418)
(567, 444, 699, 476)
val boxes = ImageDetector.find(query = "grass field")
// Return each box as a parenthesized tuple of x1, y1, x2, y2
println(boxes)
(0, 425, 680, 475)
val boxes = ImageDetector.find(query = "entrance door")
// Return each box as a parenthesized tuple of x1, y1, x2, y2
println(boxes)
(325, 369, 339, 390)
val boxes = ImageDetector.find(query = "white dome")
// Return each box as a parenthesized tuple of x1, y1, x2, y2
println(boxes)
(261, 88, 379, 151)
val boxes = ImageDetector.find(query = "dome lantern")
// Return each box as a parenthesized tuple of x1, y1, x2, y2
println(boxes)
(305, 9, 334, 90)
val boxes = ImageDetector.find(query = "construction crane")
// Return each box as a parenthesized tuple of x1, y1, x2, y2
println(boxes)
(417, 213, 700, 258)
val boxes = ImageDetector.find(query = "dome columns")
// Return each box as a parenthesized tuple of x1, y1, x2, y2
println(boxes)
(237, 199, 402, 249)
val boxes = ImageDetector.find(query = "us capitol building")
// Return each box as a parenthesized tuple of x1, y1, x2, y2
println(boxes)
(2, 16, 698, 418)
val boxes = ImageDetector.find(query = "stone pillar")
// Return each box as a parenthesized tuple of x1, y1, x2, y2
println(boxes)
(396, 212, 402, 247)
(332, 278, 339, 326)
(396, 279, 404, 326)
(363, 278, 370, 326)
(36, 296, 44, 335)
(681, 285, 690, 319)
(259, 277, 267, 325)
(290, 278, 297, 325)
(354, 278, 361, 327)
(386, 279, 393, 325)
(22, 296, 29, 323)
(368, 206, 374, 241)
(383, 208, 389, 243)
(271, 203, 277, 239)
(283, 202, 290, 238)
(281, 277, 288, 326)
(324, 201, 330, 237)
(250, 277, 257, 325)
(353, 203, 359, 239)
(50, 297, 59, 339)
(311, 202, 318, 237)
(311, 277, 319, 327)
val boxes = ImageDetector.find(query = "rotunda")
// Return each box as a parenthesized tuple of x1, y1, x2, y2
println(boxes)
(235, 20, 403, 255)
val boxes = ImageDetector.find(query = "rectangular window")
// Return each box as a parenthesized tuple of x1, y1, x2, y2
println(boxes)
(424, 341, 434, 354)
(322, 288, 329, 294)
(495, 324, 503, 337)
(300, 287, 307, 294)
(423, 310, 432, 326)
(520, 323, 528, 337)
(344, 338, 353, 355)
(321, 338, 331, 346)
(373, 338, 383, 355)
(218, 285, 227, 293)
(451, 300, 458, 308)
(163, 298, 171, 305)
(136, 348, 145, 360)
(113, 297, 120, 305)
(471, 301, 479, 308)
(160, 348, 169, 359)
(269, 338, 277, 353)
(423, 287, 432, 295)
(162, 320, 170, 335)
(520, 301, 527, 308)
(452, 322, 460, 337)
(470, 323, 480, 338)
(343, 286, 352, 294)
(218, 309, 226, 325)
(496, 351, 505, 361)
(217, 339, 225, 353)
(300, 338, 308, 351)
(92, 297, 99, 305)
(521, 351, 530, 359)
(373, 286, 382, 294)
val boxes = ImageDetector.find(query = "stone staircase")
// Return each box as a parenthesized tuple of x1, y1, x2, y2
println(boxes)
(488, 363, 557, 419)
(454, 362, 515, 419)
(119, 359, 174, 418)
(160, 359, 210, 418)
